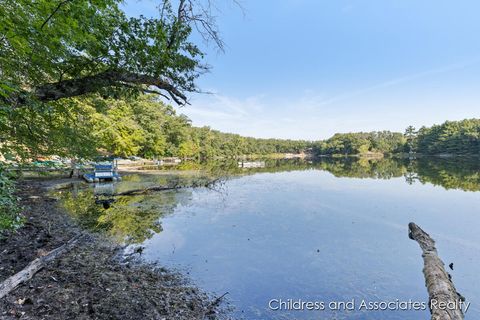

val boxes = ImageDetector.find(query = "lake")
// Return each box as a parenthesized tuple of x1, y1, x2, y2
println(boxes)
(57, 157, 480, 320)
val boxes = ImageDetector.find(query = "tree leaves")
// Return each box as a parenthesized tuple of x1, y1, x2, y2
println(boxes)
(0, 0, 223, 159)
(0, 0, 216, 106)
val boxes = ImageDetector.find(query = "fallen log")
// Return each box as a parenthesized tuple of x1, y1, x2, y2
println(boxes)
(0, 234, 84, 299)
(408, 222, 465, 320)
(113, 178, 222, 196)
(115, 185, 183, 196)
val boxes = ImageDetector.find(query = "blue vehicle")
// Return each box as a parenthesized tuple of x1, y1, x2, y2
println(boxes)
(83, 162, 121, 183)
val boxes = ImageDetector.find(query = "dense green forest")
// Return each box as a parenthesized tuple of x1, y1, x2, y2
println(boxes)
(3, 90, 480, 161)
(312, 131, 406, 155)
(310, 120, 480, 156)
(1, 94, 312, 161)
(310, 120, 480, 157)
(3, 94, 480, 161)
(415, 119, 480, 155)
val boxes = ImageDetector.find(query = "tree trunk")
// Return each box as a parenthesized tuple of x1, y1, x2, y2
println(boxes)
(69, 158, 79, 178)
(33, 70, 187, 105)
(408, 222, 465, 320)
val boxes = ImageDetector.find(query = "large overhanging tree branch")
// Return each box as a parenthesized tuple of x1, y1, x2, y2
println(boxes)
(34, 70, 188, 105)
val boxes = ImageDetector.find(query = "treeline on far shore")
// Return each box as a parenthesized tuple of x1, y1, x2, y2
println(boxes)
(312, 119, 480, 156)
(2, 94, 480, 163)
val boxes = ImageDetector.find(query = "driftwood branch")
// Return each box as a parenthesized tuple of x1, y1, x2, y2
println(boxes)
(115, 185, 183, 196)
(113, 178, 222, 196)
(408, 222, 465, 320)
(210, 291, 229, 308)
(0, 234, 84, 299)
(202, 291, 229, 319)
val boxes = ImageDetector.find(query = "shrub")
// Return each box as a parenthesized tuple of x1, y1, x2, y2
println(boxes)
(0, 165, 22, 232)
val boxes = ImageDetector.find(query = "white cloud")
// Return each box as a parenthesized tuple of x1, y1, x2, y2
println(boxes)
(177, 92, 384, 140)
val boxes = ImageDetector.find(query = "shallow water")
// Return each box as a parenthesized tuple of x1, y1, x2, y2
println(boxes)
(58, 158, 480, 319)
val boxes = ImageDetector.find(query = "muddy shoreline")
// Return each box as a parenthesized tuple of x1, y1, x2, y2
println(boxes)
(0, 178, 229, 319)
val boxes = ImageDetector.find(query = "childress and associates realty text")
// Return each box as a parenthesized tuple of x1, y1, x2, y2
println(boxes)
(268, 298, 471, 313)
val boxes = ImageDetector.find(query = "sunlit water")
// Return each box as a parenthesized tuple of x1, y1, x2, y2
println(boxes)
(57, 158, 480, 320)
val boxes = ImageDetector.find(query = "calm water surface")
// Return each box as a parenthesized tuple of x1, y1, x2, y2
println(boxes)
(58, 158, 480, 320)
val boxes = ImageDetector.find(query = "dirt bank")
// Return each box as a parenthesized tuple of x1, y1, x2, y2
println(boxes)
(0, 178, 229, 319)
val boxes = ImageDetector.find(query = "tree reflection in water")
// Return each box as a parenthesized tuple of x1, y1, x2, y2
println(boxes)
(56, 176, 194, 244)
(55, 157, 480, 244)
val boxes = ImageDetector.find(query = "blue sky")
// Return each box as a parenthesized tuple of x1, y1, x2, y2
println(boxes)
(124, 0, 480, 140)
